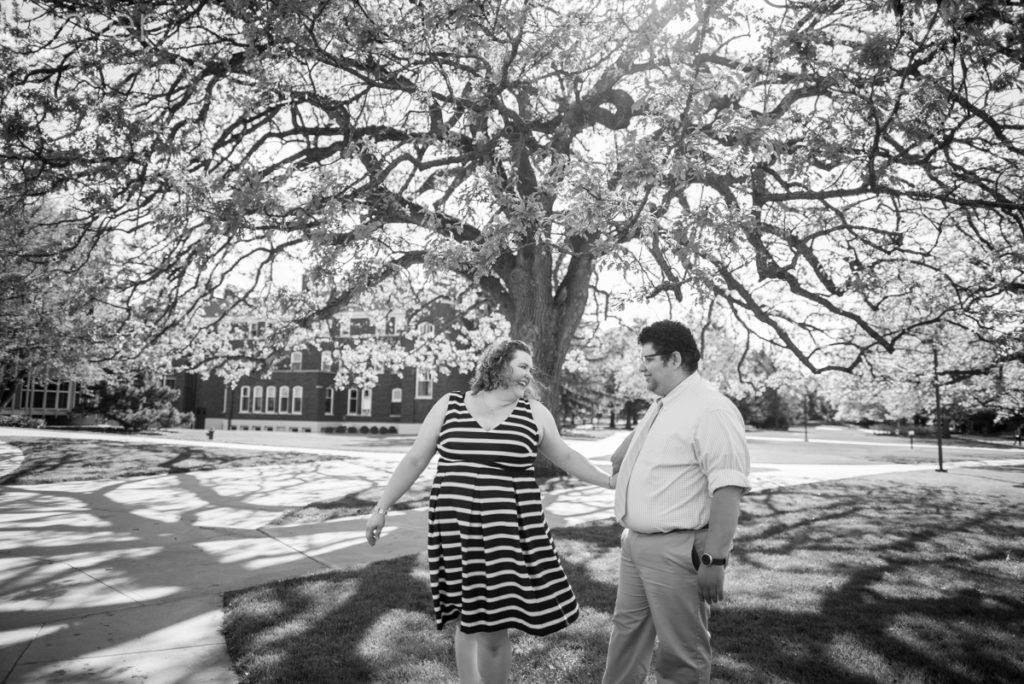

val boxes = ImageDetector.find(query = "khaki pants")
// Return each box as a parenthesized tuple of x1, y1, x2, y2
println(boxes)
(602, 529, 711, 684)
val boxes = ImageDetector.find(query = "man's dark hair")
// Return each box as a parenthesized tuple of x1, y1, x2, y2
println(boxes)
(638, 320, 701, 372)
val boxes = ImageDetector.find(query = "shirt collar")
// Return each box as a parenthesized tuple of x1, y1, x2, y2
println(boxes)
(659, 370, 701, 407)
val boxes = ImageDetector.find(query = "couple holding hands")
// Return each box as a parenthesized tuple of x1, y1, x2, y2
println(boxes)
(366, 320, 751, 684)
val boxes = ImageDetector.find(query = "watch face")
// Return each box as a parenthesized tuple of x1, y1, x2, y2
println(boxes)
(701, 553, 726, 566)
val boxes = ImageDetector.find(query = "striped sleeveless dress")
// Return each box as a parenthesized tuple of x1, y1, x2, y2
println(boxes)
(426, 392, 580, 635)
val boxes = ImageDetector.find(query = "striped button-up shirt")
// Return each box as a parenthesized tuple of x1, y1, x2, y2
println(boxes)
(616, 371, 750, 533)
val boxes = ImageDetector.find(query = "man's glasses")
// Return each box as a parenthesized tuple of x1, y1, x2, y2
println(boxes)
(641, 353, 666, 365)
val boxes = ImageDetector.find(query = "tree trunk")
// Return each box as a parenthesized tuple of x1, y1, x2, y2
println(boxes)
(501, 245, 595, 477)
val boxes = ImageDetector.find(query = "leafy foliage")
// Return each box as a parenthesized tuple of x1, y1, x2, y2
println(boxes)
(0, 0, 1020, 421)
(75, 375, 187, 432)
(0, 201, 118, 407)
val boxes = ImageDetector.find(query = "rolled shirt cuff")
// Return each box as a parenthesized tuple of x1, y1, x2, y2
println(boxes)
(708, 469, 751, 494)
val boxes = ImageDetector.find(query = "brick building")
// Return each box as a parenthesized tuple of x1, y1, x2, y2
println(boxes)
(173, 308, 473, 435)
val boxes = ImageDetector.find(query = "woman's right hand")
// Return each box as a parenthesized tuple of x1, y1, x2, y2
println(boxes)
(365, 510, 386, 546)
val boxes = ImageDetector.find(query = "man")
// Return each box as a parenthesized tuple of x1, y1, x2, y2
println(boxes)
(604, 320, 750, 684)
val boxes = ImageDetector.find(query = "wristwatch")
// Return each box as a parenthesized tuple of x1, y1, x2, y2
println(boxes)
(700, 553, 728, 568)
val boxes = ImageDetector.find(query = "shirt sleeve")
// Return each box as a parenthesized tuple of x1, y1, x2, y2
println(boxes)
(694, 406, 751, 494)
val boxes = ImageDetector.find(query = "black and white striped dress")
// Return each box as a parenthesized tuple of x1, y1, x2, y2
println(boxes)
(426, 392, 580, 635)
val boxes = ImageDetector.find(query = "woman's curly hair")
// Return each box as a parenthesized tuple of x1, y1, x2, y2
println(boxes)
(470, 339, 533, 394)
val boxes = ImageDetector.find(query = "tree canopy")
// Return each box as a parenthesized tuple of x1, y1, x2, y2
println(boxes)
(0, 202, 124, 408)
(1, 0, 1021, 414)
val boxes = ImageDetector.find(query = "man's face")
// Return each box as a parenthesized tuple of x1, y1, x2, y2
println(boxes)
(639, 342, 674, 397)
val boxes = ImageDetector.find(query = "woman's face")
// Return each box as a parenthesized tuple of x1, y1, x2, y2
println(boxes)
(501, 350, 534, 397)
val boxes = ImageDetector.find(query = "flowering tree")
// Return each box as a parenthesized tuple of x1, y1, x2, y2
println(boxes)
(1, 0, 1020, 420)
(0, 203, 128, 409)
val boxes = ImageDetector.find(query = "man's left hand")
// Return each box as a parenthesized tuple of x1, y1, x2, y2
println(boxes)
(697, 565, 726, 604)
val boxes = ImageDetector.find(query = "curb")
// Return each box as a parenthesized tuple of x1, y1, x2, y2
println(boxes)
(0, 440, 25, 480)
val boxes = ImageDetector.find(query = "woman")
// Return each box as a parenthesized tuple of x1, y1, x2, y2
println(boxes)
(365, 339, 615, 684)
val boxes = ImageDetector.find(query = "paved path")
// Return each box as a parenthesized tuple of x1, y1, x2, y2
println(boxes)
(1, 428, 1022, 683)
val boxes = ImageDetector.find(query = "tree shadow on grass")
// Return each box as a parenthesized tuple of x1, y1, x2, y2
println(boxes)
(221, 524, 626, 684)
(0, 438, 337, 484)
(223, 555, 443, 683)
(222, 471, 1024, 684)
(714, 476, 1024, 683)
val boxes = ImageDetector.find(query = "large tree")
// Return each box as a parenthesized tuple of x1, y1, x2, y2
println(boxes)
(1, 0, 1021, 417)
(0, 202, 122, 409)
(637, 0, 1023, 374)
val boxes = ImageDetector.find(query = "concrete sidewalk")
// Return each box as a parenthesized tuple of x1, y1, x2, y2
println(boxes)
(2, 430, 1023, 683)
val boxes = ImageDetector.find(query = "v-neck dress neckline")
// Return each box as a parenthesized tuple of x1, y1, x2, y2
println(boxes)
(465, 393, 521, 431)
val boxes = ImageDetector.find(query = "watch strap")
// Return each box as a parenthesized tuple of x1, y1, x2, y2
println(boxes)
(701, 552, 728, 567)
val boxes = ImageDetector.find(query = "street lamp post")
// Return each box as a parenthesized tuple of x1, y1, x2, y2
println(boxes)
(933, 347, 946, 472)
(803, 393, 809, 443)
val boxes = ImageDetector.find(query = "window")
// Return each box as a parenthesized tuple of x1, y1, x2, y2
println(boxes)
(417, 322, 435, 336)
(278, 386, 290, 413)
(290, 351, 303, 371)
(240, 386, 251, 413)
(265, 386, 277, 414)
(21, 382, 73, 410)
(252, 321, 266, 338)
(253, 386, 264, 413)
(324, 387, 334, 415)
(360, 388, 372, 416)
(320, 350, 332, 372)
(292, 386, 303, 414)
(350, 317, 374, 336)
(346, 388, 372, 416)
(163, 375, 177, 390)
(415, 368, 434, 399)
(390, 388, 402, 416)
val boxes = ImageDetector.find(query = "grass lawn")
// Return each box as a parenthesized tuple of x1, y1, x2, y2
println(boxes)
(0, 437, 352, 485)
(222, 468, 1024, 683)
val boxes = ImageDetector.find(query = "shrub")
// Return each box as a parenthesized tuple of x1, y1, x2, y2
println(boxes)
(0, 414, 46, 428)
(75, 376, 186, 433)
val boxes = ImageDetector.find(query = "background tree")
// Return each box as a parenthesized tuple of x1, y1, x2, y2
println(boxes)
(561, 321, 648, 428)
(636, 0, 1023, 379)
(828, 322, 1024, 433)
(1, 0, 1020, 427)
(0, 201, 121, 409)
(75, 374, 187, 432)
